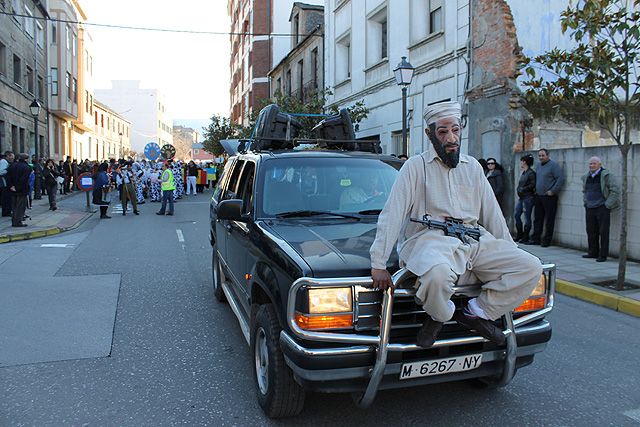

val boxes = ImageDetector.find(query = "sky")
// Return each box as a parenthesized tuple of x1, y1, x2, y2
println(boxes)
(81, 0, 230, 129)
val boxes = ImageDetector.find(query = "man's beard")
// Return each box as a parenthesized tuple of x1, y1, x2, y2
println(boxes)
(429, 124, 460, 168)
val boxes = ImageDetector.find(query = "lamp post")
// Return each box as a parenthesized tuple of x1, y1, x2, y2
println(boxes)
(393, 56, 415, 156)
(29, 98, 42, 200)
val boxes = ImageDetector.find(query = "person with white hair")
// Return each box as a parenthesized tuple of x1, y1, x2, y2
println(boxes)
(581, 156, 620, 262)
(369, 100, 543, 348)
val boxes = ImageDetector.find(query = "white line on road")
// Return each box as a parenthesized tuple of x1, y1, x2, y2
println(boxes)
(624, 408, 640, 423)
(40, 244, 74, 248)
(176, 229, 185, 243)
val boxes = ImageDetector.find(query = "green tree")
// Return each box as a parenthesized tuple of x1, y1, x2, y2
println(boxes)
(522, 0, 639, 290)
(201, 115, 243, 156)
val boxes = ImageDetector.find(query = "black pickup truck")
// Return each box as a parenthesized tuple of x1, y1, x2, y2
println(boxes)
(209, 106, 555, 418)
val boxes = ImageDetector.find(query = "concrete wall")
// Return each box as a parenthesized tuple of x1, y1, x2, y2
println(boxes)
(515, 145, 640, 260)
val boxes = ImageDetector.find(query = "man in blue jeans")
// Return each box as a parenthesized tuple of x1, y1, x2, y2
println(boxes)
(156, 162, 175, 216)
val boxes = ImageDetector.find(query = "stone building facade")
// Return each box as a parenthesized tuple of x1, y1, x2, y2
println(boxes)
(0, 0, 49, 157)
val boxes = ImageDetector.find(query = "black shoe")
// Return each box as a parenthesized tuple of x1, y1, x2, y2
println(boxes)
(454, 308, 506, 346)
(156, 212, 165, 215)
(100, 215, 112, 219)
(521, 240, 540, 245)
(582, 254, 597, 259)
(166, 213, 173, 216)
(540, 243, 550, 248)
(416, 317, 444, 349)
(51, 207, 57, 211)
(596, 257, 607, 262)
(122, 212, 126, 216)
(134, 211, 140, 215)
(12, 223, 28, 227)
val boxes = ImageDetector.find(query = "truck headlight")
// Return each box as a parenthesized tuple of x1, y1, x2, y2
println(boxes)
(515, 273, 547, 313)
(295, 287, 354, 330)
(308, 287, 352, 313)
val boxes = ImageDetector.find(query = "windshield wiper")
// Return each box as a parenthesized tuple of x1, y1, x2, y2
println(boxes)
(357, 209, 382, 215)
(275, 210, 361, 219)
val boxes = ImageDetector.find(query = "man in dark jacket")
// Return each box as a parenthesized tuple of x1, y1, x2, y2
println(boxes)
(63, 156, 72, 194)
(528, 149, 564, 247)
(0, 151, 15, 217)
(581, 156, 620, 262)
(6, 153, 32, 227)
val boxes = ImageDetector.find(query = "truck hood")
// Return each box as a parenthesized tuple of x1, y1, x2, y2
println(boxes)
(265, 219, 398, 278)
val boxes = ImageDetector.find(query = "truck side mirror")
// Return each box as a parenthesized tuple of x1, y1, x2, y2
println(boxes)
(217, 199, 248, 222)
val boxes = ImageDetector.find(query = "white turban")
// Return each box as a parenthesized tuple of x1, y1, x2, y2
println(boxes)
(423, 101, 462, 125)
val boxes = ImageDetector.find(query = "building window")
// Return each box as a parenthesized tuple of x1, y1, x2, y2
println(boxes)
(311, 48, 318, 89)
(11, 125, 18, 153)
(13, 54, 21, 86)
(66, 25, 71, 50)
(26, 66, 34, 94)
(297, 59, 304, 101)
(66, 72, 71, 99)
(276, 77, 282, 94)
(19, 127, 25, 153)
(429, 0, 443, 34)
(194, 149, 200, 155)
(94, 111, 98, 125)
(51, 23, 57, 44)
(286, 69, 292, 95)
(101, 114, 104, 128)
(37, 76, 44, 101)
(36, 22, 44, 48)
(336, 33, 351, 82)
(0, 121, 4, 154)
(0, 42, 6, 76)
(73, 78, 77, 104)
(24, 5, 34, 38)
(72, 33, 77, 57)
(293, 14, 300, 46)
(367, 7, 388, 66)
(51, 68, 58, 96)
(85, 90, 89, 112)
(90, 95, 93, 114)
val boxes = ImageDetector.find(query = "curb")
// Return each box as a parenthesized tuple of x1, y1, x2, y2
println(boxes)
(556, 278, 640, 317)
(0, 211, 94, 244)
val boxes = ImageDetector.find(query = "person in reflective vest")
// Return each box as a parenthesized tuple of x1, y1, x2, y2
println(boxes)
(156, 162, 175, 216)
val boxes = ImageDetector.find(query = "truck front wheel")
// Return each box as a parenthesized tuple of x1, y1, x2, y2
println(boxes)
(252, 304, 305, 418)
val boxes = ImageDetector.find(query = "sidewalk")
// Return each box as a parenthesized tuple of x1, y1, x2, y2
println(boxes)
(0, 191, 95, 243)
(521, 243, 640, 317)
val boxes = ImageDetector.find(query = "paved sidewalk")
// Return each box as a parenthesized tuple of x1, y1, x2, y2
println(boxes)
(0, 191, 95, 243)
(521, 242, 640, 316)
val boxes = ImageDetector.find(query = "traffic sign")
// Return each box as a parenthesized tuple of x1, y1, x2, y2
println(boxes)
(77, 172, 94, 192)
(144, 142, 161, 161)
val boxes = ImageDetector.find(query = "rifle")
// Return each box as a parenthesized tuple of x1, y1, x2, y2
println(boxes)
(410, 214, 481, 242)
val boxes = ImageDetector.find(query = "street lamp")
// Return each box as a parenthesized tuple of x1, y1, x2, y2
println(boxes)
(29, 98, 43, 200)
(394, 56, 415, 156)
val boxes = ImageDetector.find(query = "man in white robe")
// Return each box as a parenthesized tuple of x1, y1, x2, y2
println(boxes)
(370, 101, 542, 348)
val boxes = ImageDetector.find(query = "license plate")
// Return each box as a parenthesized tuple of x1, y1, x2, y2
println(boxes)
(399, 354, 483, 380)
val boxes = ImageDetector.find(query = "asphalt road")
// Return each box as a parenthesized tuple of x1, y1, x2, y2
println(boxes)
(1, 190, 639, 426)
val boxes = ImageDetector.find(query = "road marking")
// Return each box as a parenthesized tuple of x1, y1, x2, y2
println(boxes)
(40, 244, 73, 248)
(624, 408, 640, 423)
(176, 229, 185, 243)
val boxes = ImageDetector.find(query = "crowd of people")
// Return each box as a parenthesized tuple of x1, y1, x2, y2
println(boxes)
(0, 151, 224, 226)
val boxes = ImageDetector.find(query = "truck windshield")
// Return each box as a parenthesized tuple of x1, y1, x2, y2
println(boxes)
(259, 157, 402, 217)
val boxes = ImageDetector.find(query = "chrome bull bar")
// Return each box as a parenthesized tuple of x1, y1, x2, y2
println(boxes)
(285, 264, 556, 408)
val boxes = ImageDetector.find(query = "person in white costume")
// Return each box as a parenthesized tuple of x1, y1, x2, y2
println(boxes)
(369, 101, 542, 348)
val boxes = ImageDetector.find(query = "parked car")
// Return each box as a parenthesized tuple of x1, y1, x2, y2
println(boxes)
(209, 146, 556, 418)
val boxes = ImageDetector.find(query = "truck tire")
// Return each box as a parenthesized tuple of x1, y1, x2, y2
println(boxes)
(212, 245, 226, 303)
(252, 304, 305, 418)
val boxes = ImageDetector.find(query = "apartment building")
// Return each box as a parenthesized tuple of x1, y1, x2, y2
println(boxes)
(268, 2, 324, 102)
(172, 125, 200, 161)
(95, 80, 173, 154)
(227, 0, 323, 125)
(92, 100, 131, 160)
(0, 0, 49, 157)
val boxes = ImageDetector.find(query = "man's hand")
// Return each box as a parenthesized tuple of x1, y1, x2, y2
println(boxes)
(371, 268, 393, 291)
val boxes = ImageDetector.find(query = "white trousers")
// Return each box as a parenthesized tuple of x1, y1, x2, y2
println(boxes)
(186, 176, 197, 195)
(414, 236, 542, 322)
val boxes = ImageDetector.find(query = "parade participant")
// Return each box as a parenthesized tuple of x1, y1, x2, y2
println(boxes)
(171, 160, 185, 200)
(369, 101, 542, 349)
(149, 164, 162, 202)
(116, 163, 140, 216)
(131, 161, 146, 204)
(186, 160, 198, 195)
(156, 162, 175, 216)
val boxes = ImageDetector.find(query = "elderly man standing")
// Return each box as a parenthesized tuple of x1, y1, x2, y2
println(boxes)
(6, 153, 31, 227)
(370, 101, 542, 348)
(581, 156, 619, 262)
